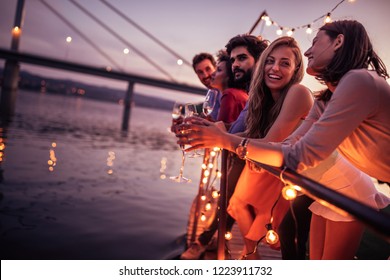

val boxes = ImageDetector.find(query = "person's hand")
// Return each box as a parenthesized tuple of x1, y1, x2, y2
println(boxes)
(176, 117, 227, 152)
(199, 112, 216, 122)
(170, 116, 183, 134)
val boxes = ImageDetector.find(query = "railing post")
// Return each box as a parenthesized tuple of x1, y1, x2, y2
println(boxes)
(190, 149, 210, 243)
(0, 0, 25, 120)
(217, 149, 228, 260)
(121, 81, 134, 132)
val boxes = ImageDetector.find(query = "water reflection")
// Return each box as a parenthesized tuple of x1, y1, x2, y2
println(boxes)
(48, 142, 57, 172)
(0, 89, 196, 260)
(0, 122, 7, 183)
(160, 157, 167, 179)
(106, 150, 115, 175)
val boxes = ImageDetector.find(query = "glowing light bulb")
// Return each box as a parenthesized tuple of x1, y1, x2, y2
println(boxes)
(12, 26, 21, 35)
(208, 163, 214, 169)
(325, 13, 332, 23)
(287, 29, 294, 37)
(225, 231, 233, 240)
(212, 190, 219, 198)
(66, 36, 72, 43)
(306, 25, 312, 34)
(123, 48, 130, 54)
(204, 170, 210, 177)
(282, 185, 297, 200)
(205, 202, 212, 211)
(201, 195, 206, 201)
(261, 15, 270, 22)
(202, 177, 208, 184)
(200, 213, 206, 222)
(213, 147, 220, 151)
(202, 163, 207, 169)
(217, 171, 222, 178)
(266, 20, 272, 26)
(266, 229, 279, 245)
(210, 151, 216, 157)
(177, 59, 183, 65)
(276, 28, 283, 36)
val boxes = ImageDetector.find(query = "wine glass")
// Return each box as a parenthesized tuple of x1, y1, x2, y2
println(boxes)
(171, 101, 184, 121)
(185, 103, 198, 117)
(170, 102, 191, 183)
(203, 89, 218, 118)
(185, 103, 203, 158)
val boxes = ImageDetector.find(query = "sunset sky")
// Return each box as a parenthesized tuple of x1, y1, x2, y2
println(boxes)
(1, 0, 389, 103)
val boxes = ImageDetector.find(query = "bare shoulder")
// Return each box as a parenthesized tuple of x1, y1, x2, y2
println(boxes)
(281, 84, 313, 117)
(287, 84, 313, 97)
(285, 84, 314, 104)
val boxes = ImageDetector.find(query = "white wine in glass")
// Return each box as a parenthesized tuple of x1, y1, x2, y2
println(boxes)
(170, 102, 191, 183)
(185, 103, 203, 158)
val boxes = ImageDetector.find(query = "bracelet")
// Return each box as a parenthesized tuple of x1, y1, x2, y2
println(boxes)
(236, 138, 250, 160)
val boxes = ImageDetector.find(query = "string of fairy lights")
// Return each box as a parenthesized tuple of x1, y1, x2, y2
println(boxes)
(254, 0, 356, 37)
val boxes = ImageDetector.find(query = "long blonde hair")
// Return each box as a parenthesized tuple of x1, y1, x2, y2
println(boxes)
(245, 36, 305, 138)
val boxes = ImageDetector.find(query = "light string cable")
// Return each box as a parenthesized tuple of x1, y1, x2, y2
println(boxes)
(238, 163, 285, 259)
(99, 0, 192, 68)
(39, 0, 123, 71)
(248, 191, 282, 259)
(205, 149, 221, 193)
(68, 0, 177, 82)
(279, 166, 300, 257)
(252, 0, 350, 36)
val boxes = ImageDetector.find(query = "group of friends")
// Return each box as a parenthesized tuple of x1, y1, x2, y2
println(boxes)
(172, 19, 390, 260)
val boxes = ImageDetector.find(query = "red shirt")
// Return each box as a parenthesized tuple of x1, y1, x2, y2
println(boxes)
(217, 88, 248, 123)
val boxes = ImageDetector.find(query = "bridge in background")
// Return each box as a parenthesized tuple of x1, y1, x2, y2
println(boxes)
(0, 48, 205, 130)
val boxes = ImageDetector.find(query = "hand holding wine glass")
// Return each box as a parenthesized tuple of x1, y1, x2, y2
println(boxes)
(171, 101, 184, 134)
(185, 103, 203, 158)
(170, 102, 191, 183)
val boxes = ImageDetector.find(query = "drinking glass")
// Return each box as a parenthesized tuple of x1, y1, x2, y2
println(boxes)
(170, 102, 191, 183)
(185, 103, 203, 158)
(203, 89, 218, 117)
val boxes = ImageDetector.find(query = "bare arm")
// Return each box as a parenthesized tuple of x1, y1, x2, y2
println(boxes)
(179, 84, 313, 167)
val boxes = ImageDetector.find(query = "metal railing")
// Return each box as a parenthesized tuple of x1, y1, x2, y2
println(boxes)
(216, 150, 390, 259)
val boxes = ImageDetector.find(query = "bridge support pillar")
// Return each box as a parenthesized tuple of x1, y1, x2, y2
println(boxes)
(121, 81, 134, 132)
(0, 60, 19, 120)
(0, 0, 25, 121)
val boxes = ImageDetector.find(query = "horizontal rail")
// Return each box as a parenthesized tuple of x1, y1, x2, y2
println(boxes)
(252, 161, 390, 242)
(0, 48, 205, 95)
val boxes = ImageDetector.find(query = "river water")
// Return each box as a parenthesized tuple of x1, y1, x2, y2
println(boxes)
(0, 89, 205, 260)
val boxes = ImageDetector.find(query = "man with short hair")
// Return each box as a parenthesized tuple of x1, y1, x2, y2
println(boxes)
(192, 52, 216, 89)
(192, 52, 220, 120)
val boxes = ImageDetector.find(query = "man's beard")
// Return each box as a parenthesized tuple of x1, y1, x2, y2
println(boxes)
(234, 69, 253, 90)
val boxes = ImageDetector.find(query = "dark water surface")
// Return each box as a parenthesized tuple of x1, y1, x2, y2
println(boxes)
(0, 90, 204, 260)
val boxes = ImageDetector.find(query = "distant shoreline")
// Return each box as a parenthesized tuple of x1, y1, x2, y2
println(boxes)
(0, 68, 177, 112)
